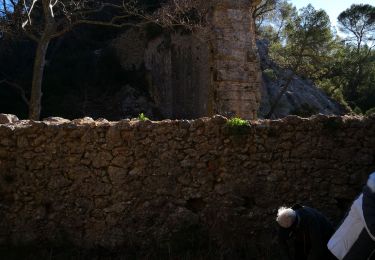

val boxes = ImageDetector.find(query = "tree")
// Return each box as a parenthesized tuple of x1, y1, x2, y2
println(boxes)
(266, 4, 335, 118)
(253, 0, 279, 29)
(335, 4, 375, 107)
(255, 0, 297, 42)
(338, 4, 375, 52)
(0, 0, 204, 120)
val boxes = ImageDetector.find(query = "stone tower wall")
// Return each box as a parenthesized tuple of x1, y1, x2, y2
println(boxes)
(144, 33, 211, 119)
(210, 0, 262, 119)
(144, 0, 262, 120)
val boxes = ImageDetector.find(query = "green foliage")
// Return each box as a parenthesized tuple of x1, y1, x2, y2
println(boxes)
(263, 68, 278, 80)
(317, 78, 351, 111)
(264, 4, 336, 118)
(137, 113, 149, 121)
(270, 5, 334, 78)
(226, 117, 250, 136)
(260, 2, 375, 114)
(256, 0, 297, 43)
(366, 108, 375, 116)
(323, 28, 375, 112)
(338, 4, 375, 49)
(226, 117, 250, 128)
(353, 107, 363, 115)
(318, 4, 375, 113)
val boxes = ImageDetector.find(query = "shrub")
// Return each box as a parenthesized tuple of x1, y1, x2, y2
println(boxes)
(353, 106, 363, 115)
(226, 117, 249, 127)
(226, 117, 250, 136)
(137, 113, 149, 121)
(366, 107, 375, 116)
(263, 68, 278, 81)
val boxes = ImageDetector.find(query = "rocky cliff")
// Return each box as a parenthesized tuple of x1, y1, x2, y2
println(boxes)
(257, 40, 347, 119)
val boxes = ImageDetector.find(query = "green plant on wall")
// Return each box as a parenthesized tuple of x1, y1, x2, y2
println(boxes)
(226, 117, 250, 135)
(227, 117, 249, 127)
(137, 113, 149, 121)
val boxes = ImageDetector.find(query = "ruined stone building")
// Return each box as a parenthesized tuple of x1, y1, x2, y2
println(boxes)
(113, 0, 262, 120)
(112, 0, 344, 121)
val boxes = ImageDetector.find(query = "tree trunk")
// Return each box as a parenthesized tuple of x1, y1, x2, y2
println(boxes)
(29, 38, 50, 120)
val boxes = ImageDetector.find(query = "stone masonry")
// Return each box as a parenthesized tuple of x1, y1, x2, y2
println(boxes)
(210, 0, 262, 119)
(144, 0, 262, 120)
(0, 115, 374, 258)
(145, 33, 211, 119)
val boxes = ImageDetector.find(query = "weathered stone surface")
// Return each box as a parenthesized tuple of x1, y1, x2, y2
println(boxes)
(210, 2, 262, 119)
(42, 117, 70, 123)
(0, 113, 19, 124)
(0, 115, 374, 258)
(141, 1, 261, 120)
(145, 33, 211, 119)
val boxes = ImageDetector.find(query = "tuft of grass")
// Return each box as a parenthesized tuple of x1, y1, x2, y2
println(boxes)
(226, 117, 249, 128)
(226, 117, 250, 136)
(137, 113, 149, 121)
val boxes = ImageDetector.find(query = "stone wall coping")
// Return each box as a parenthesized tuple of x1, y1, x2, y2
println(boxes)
(0, 113, 373, 130)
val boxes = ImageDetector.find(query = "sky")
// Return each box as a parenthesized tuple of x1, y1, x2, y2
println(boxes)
(290, 0, 375, 26)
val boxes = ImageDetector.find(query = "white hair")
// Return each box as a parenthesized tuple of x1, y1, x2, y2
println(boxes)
(367, 172, 375, 193)
(276, 207, 296, 228)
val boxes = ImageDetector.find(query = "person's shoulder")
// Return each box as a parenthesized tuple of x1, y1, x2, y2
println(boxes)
(295, 205, 322, 221)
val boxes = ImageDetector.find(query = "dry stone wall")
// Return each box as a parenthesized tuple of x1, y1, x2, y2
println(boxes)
(0, 115, 374, 257)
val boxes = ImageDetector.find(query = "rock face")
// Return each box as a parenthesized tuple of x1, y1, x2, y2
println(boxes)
(111, 29, 147, 71)
(257, 40, 347, 118)
(0, 114, 375, 258)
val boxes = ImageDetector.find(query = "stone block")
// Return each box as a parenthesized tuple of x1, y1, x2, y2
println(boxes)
(0, 114, 19, 124)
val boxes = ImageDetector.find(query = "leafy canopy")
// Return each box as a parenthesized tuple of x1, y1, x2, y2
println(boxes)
(338, 4, 375, 49)
(270, 4, 334, 78)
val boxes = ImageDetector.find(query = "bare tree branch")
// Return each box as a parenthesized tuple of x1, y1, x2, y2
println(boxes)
(0, 79, 29, 106)
(24, 30, 40, 42)
(74, 2, 123, 16)
(1, 0, 208, 119)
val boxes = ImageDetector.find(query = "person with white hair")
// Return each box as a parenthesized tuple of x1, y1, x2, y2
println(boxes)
(276, 204, 335, 260)
(328, 172, 375, 259)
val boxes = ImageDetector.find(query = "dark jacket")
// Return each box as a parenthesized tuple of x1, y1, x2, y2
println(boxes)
(278, 204, 335, 260)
